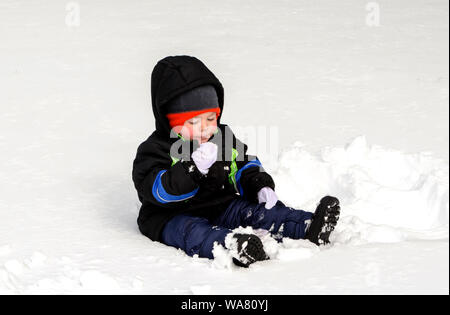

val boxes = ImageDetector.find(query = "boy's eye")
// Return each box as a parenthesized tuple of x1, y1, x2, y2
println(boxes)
(208, 118, 215, 121)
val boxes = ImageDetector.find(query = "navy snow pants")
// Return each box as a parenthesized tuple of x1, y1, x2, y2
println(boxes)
(160, 197, 313, 259)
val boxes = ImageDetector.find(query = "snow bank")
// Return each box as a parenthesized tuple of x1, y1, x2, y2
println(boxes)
(273, 136, 449, 232)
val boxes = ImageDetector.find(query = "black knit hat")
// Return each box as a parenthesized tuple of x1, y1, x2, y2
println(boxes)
(166, 84, 219, 114)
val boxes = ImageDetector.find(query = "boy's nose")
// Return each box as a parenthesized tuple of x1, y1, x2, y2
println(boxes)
(200, 120, 209, 130)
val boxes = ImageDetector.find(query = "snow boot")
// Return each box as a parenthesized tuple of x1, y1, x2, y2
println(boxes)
(230, 233, 269, 268)
(306, 196, 340, 246)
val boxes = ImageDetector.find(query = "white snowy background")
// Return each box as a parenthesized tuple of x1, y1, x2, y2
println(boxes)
(0, 0, 448, 294)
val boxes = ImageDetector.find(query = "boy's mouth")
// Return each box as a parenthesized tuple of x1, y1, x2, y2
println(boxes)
(193, 133, 212, 143)
(193, 137, 207, 144)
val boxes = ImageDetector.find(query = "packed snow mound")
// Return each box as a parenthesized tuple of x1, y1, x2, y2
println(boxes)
(273, 136, 449, 232)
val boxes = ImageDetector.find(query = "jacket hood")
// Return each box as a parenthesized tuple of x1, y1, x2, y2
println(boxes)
(150, 55, 225, 137)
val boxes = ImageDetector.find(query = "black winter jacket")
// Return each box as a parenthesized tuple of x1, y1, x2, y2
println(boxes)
(132, 56, 275, 242)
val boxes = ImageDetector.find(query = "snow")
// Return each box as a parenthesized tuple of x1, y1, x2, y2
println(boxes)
(0, 0, 448, 294)
(273, 136, 449, 231)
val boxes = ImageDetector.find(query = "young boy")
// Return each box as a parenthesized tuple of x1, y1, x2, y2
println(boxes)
(132, 55, 340, 267)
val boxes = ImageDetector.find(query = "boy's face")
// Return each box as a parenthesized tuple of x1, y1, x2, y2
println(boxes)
(179, 111, 218, 144)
